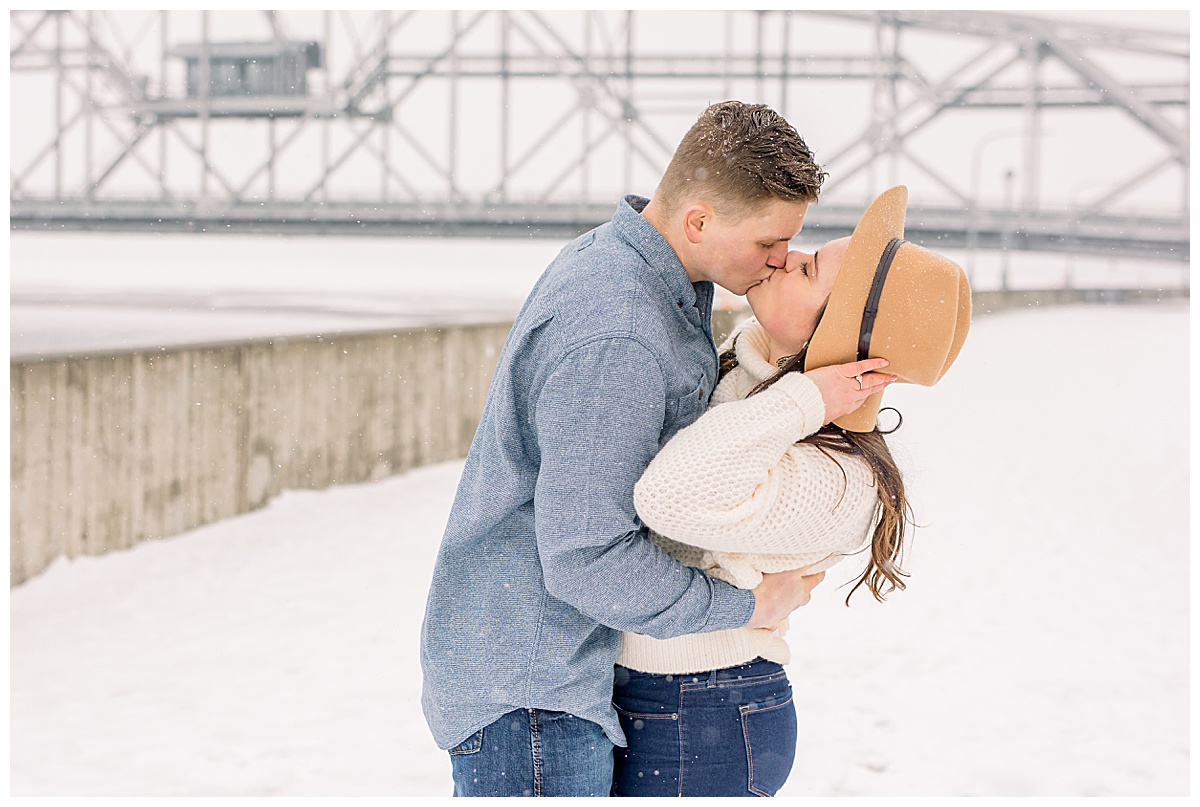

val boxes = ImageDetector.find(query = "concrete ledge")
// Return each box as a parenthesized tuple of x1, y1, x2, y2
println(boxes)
(9, 323, 511, 587)
(971, 287, 1188, 315)
(11, 288, 1187, 587)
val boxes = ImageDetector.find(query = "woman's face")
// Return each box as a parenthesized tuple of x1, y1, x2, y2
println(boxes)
(745, 236, 851, 356)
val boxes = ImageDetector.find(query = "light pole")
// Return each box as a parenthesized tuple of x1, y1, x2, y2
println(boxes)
(1001, 168, 1015, 290)
(968, 129, 1025, 283)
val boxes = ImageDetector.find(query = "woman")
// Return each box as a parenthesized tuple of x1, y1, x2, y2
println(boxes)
(612, 186, 971, 797)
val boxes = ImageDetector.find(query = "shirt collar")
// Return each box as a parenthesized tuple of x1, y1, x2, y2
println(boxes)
(613, 194, 701, 310)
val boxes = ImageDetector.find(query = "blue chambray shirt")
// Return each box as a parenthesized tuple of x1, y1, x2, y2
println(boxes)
(419, 195, 756, 751)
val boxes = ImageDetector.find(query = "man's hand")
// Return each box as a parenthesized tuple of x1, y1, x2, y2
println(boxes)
(747, 568, 826, 629)
(805, 358, 896, 424)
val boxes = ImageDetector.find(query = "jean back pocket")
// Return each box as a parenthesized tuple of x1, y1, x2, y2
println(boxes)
(740, 693, 797, 796)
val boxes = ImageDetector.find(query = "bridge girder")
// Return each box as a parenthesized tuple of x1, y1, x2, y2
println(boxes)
(8, 10, 1190, 263)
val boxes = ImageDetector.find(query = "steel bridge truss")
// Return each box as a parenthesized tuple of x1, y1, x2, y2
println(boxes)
(9, 10, 1190, 262)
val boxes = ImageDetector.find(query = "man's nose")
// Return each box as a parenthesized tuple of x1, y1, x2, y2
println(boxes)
(777, 247, 812, 274)
(766, 242, 789, 268)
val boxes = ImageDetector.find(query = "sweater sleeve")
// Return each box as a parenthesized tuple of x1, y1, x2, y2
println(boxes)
(632, 371, 877, 556)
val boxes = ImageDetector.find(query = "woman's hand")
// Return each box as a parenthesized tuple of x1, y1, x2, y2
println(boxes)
(748, 569, 826, 629)
(805, 358, 896, 425)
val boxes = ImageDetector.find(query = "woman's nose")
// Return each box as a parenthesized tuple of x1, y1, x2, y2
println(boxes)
(780, 249, 814, 273)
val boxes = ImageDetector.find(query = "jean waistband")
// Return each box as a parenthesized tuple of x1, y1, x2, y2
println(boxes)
(705, 657, 781, 682)
(615, 657, 783, 685)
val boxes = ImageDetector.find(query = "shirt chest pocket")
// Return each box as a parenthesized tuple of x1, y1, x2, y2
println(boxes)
(662, 380, 708, 445)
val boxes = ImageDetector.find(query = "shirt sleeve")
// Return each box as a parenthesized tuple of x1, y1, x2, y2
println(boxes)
(532, 335, 755, 639)
(633, 371, 878, 555)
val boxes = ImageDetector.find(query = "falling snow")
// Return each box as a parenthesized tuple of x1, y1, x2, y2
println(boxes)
(9, 302, 1188, 797)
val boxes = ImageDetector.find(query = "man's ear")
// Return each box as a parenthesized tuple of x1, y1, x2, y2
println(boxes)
(682, 202, 711, 245)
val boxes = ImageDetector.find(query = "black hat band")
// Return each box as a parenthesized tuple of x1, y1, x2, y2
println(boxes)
(857, 238, 906, 362)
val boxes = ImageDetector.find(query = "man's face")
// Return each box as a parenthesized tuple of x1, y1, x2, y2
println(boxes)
(696, 198, 810, 296)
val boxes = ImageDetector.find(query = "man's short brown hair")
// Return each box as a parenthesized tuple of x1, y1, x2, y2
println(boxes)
(656, 100, 826, 221)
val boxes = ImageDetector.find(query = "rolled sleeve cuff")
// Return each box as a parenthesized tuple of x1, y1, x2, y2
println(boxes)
(707, 583, 756, 631)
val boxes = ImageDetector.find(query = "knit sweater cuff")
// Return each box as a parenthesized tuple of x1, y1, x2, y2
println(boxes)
(770, 372, 828, 435)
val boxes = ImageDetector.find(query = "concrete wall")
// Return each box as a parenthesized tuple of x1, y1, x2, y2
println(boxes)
(10, 286, 1186, 587)
(9, 324, 511, 587)
(969, 286, 1189, 316)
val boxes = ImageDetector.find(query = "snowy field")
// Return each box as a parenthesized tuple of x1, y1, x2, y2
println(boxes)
(9, 300, 1190, 797)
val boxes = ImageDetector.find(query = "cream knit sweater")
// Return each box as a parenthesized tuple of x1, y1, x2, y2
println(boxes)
(617, 317, 879, 674)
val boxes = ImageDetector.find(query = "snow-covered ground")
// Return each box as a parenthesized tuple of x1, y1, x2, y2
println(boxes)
(9, 300, 1189, 797)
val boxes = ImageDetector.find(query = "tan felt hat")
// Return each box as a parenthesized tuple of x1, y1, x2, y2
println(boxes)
(804, 185, 972, 432)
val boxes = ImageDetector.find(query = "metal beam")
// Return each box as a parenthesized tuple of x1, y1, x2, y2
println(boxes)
(10, 199, 1187, 261)
(1038, 28, 1188, 162)
(8, 9, 1189, 265)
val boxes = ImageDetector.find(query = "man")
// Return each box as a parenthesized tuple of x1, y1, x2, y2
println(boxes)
(420, 101, 827, 797)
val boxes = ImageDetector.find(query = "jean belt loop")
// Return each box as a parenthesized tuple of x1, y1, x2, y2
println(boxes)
(708, 669, 718, 688)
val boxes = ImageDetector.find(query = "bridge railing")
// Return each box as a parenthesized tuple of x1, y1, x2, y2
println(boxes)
(9, 198, 1189, 263)
(10, 10, 1188, 260)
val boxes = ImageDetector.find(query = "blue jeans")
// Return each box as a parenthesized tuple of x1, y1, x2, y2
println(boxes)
(448, 708, 614, 797)
(611, 657, 797, 797)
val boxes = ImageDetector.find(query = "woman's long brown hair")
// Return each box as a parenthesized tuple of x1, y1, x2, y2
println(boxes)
(719, 344, 912, 605)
